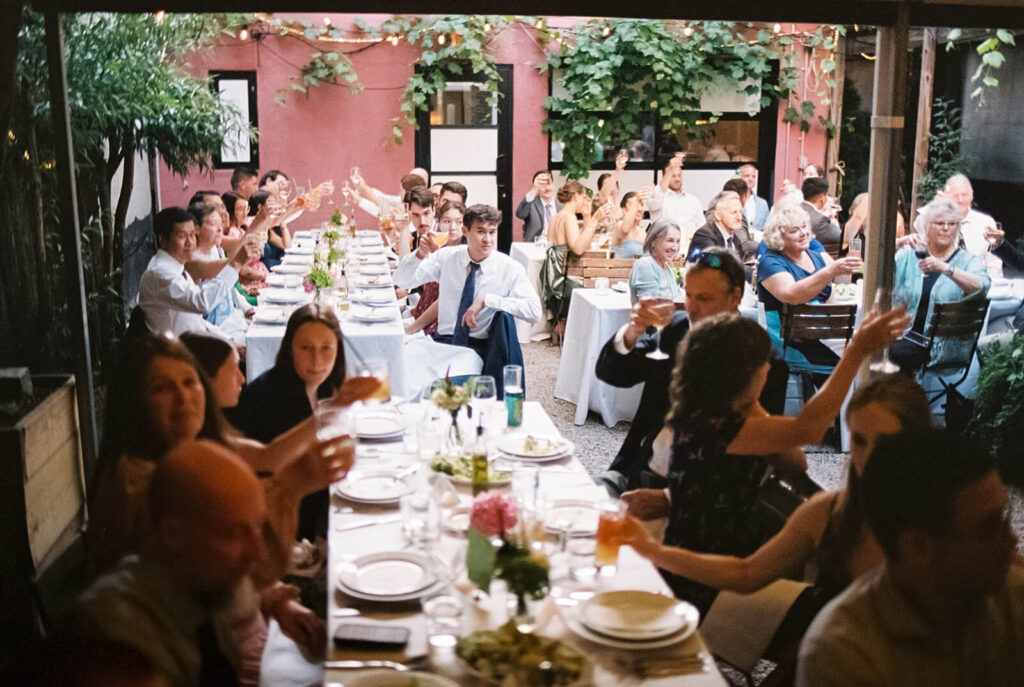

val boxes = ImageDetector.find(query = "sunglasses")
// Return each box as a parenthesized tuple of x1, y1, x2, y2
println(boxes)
(685, 247, 724, 268)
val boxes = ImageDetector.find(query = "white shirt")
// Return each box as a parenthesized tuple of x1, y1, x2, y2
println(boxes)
(357, 188, 402, 219)
(192, 246, 251, 345)
(138, 249, 238, 340)
(393, 246, 542, 338)
(647, 188, 705, 252)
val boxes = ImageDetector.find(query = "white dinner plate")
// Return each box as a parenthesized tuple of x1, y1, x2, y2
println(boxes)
(261, 288, 310, 304)
(355, 264, 390, 276)
(252, 306, 291, 325)
(351, 245, 382, 255)
(333, 471, 414, 505)
(566, 609, 697, 650)
(496, 435, 571, 459)
(349, 305, 398, 323)
(544, 500, 600, 535)
(340, 672, 457, 687)
(441, 505, 471, 537)
(354, 253, 388, 264)
(270, 263, 308, 275)
(612, 281, 629, 293)
(288, 245, 314, 255)
(351, 291, 394, 306)
(281, 253, 314, 265)
(355, 410, 408, 438)
(352, 275, 393, 288)
(265, 273, 302, 288)
(579, 590, 697, 641)
(337, 551, 437, 597)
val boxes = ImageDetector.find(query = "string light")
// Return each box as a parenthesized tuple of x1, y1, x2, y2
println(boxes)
(602, 26, 611, 37)
(773, 23, 782, 33)
(683, 26, 693, 37)
(323, 17, 331, 27)
(239, 28, 249, 41)
(154, 10, 165, 24)
(535, 18, 545, 29)
(483, 22, 492, 33)
(437, 33, 446, 45)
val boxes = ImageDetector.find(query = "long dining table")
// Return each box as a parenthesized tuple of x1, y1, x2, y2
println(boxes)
(260, 400, 726, 686)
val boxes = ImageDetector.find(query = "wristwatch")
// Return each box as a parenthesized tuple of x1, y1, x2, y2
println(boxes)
(944, 264, 956, 278)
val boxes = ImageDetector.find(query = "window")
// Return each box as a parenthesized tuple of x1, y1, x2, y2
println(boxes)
(210, 71, 259, 169)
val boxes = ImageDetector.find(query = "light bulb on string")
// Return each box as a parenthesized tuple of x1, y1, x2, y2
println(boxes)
(602, 26, 611, 37)
(154, 10, 166, 24)
(683, 26, 693, 37)
(483, 22, 492, 33)
(239, 28, 250, 41)
(323, 17, 331, 27)
(438, 33, 446, 45)
(535, 18, 545, 30)
(773, 23, 782, 34)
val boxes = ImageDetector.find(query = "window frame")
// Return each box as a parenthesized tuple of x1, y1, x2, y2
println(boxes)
(209, 70, 259, 170)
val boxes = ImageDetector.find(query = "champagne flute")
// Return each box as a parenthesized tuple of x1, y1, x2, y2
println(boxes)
(869, 287, 902, 374)
(278, 177, 291, 204)
(640, 295, 675, 360)
(987, 222, 1003, 246)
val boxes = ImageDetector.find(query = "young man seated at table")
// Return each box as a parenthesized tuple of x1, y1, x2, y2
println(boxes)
(138, 206, 260, 341)
(797, 429, 1023, 687)
(393, 203, 542, 361)
(595, 247, 789, 496)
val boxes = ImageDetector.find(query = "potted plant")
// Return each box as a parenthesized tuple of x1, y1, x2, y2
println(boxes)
(970, 334, 1024, 485)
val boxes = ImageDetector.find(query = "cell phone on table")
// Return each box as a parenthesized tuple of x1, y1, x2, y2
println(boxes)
(333, 623, 410, 650)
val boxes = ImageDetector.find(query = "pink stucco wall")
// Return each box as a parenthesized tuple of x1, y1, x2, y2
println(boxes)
(159, 15, 832, 234)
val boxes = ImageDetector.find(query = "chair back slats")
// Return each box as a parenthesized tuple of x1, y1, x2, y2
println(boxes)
(780, 304, 858, 343)
(566, 254, 636, 283)
(920, 297, 991, 404)
(926, 299, 989, 339)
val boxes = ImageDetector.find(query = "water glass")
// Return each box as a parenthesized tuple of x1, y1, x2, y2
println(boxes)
(400, 492, 438, 549)
(595, 501, 626, 574)
(503, 365, 524, 427)
(469, 375, 497, 430)
(594, 276, 610, 293)
(313, 400, 356, 474)
(423, 595, 463, 648)
(566, 525, 598, 585)
(869, 287, 902, 374)
(511, 465, 540, 511)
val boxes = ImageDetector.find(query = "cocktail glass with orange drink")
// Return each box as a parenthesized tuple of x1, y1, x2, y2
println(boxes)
(355, 359, 392, 403)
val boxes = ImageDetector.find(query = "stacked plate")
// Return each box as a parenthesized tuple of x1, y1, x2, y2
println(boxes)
(544, 499, 599, 535)
(281, 253, 314, 265)
(288, 244, 314, 255)
(252, 306, 291, 325)
(349, 305, 397, 323)
(352, 274, 393, 288)
(355, 409, 407, 439)
(335, 551, 445, 602)
(271, 263, 308, 275)
(495, 434, 573, 463)
(354, 253, 388, 265)
(568, 590, 699, 649)
(261, 288, 310, 304)
(333, 470, 414, 505)
(351, 290, 394, 306)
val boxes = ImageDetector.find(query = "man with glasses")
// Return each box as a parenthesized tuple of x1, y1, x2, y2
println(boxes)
(596, 248, 787, 494)
(798, 429, 1023, 686)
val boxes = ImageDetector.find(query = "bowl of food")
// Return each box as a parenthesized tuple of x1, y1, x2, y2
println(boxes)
(429, 454, 512, 487)
(456, 620, 591, 686)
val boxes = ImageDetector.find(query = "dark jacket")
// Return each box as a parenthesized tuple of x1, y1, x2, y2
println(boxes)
(515, 196, 560, 242)
(690, 222, 758, 262)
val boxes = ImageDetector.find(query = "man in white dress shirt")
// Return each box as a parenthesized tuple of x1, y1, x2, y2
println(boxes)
(921, 174, 1000, 275)
(138, 206, 258, 341)
(393, 204, 541, 358)
(646, 154, 705, 257)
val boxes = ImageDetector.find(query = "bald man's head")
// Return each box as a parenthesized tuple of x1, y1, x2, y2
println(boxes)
(410, 167, 429, 184)
(151, 440, 267, 601)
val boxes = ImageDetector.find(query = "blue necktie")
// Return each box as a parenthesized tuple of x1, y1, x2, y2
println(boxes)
(452, 261, 481, 346)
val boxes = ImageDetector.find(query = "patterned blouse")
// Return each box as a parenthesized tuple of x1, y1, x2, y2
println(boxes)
(661, 410, 773, 614)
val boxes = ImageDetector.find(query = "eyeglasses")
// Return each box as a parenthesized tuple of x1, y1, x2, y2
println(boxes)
(930, 221, 961, 230)
(785, 225, 809, 234)
(685, 248, 723, 268)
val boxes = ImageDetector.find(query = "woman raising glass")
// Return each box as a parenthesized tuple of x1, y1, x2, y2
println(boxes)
(405, 200, 465, 336)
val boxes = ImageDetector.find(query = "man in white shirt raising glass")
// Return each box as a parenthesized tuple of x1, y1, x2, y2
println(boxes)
(393, 204, 542, 361)
(646, 153, 706, 258)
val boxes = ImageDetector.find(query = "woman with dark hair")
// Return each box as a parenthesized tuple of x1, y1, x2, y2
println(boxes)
(230, 303, 348, 539)
(250, 190, 292, 270)
(221, 191, 268, 301)
(618, 308, 909, 613)
(622, 374, 931, 601)
(180, 331, 245, 408)
(610, 191, 645, 259)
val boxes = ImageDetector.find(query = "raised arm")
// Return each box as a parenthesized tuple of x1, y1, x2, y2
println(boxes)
(727, 307, 910, 454)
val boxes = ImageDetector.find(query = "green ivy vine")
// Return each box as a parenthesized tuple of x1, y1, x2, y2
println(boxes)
(946, 28, 1017, 103)
(542, 19, 845, 178)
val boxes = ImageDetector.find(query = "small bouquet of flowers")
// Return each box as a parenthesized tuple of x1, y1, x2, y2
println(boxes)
(430, 368, 471, 444)
(303, 265, 333, 293)
(466, 492, 550, 618)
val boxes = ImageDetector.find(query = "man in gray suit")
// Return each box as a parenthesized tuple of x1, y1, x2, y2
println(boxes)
(516, 170, 559, 242)
(801, 177, 841, 256)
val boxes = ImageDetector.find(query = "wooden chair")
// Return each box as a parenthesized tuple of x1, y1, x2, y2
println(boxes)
(779, 303, 858, 377)
(920, 296, 990, 405)
(566, 252, 636, 287)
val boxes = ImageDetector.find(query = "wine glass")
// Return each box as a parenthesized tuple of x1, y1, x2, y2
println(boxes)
(469, 375, 497, 430)
(987, 222, 1003, 246)
(278, 177, 291, 204)
(640, 295, 675, 360)
(869, 287, 902, 374)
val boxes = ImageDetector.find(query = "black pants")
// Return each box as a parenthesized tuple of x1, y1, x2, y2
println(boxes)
(888, 336, 931, 374)
(433, 333, 488, 360)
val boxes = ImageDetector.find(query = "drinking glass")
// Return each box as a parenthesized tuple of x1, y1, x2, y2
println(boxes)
(313, 400, 356, 476)
(354, 359, 391, 403)
(848, 237, 862, 260)
(988, 222, 1003, 246)
(423, 595, 463, 648)
(469, 375, 497, 429)
(594, 501, 626, 574)
(503, 365, 524, 427)
(511, 465, 540, 511)
(640, 295, 675, 360)
(869, 287, 902, 374)
(566, 524, 598, 585)
(400, 492, 438, 549)
(278, 178, 292, 203)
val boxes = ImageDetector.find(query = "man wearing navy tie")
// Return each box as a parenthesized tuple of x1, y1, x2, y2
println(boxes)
(394, 204, 542, 359)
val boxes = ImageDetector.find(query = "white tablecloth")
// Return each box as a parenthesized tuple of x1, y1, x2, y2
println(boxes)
(554, 288, 643, 427)
(509, 242, 551, 343)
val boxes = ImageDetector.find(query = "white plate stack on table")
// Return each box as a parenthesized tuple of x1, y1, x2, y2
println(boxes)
(335, 550, 448, 603)
(567, 590, 700, 650)
(494, 434, 575, 463)
(332, 469, 416, 506)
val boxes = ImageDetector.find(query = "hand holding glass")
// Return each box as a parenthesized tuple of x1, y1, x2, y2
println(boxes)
(639, 296, 675, 360)
(869, 287, 901, 374)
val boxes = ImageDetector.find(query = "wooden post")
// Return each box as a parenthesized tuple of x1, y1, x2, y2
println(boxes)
(910, 27, 937, 221)
(826, 37, 847, 200)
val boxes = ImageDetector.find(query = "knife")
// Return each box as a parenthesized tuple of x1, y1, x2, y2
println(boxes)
(335, 516, 402, 532)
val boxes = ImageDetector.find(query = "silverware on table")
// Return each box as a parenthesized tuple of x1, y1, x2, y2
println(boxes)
(334, 516, 402, 532)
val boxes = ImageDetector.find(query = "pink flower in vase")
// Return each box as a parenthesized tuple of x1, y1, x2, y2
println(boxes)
(302, 277, 315, 293)
(469, 492, 518, 538)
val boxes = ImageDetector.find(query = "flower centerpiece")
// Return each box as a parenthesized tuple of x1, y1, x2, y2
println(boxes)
(466, 492, 550, 624)
(303, 260, 333, 298)
(430, 368, 471, 447)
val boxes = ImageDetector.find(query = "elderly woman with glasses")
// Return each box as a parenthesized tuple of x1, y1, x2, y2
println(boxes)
(757, 201, 862, 366)
(888, 199, 990, 372)
(628, 218, 683, 304)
